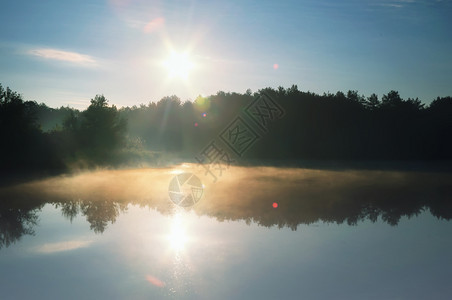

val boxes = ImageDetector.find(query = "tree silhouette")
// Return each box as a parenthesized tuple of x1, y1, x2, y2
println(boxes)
(0, 84, 63, 177)
(58, 94, 128, 165)
(80, 95, 126, 155)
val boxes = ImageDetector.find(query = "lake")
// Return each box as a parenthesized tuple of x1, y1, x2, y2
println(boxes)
(1, 164, 451, 299)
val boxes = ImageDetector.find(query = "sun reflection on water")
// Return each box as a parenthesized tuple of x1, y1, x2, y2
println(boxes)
(167, 213, 189, 251)
(165, 211, 196, 297)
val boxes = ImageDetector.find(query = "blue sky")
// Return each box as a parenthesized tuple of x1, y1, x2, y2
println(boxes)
(0, 0, 451, 108)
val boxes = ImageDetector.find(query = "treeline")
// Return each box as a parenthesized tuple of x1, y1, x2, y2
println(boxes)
(120, 85, 452, 161)
(0, 85, 128, 178)
(1, 84, 451, 178)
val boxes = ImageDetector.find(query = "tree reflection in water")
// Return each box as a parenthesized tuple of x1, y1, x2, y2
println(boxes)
(0, 166, 451, 248)
(0, 200, 41, 249)
(55, 200, 128, 233)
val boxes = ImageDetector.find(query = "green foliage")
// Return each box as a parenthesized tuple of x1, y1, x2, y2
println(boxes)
(61, 94, 127, 164)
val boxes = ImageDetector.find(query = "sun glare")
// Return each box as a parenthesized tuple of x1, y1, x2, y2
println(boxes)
(168, 227, 187, 250)
(167, 214, 188, 251)
(162, 51, 194, 80)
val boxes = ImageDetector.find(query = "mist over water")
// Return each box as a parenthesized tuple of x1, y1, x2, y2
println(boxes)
(1, 165, 451, 233)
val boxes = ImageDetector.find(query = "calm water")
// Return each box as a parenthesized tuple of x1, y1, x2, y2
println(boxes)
(1, 165, 451, 299)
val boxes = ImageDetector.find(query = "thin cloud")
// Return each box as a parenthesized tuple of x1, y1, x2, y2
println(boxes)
(372, 0, 437, 8)
(29, 48, 97, 66)
(378, 3, 404, 7)
(33, 240, 93, 254)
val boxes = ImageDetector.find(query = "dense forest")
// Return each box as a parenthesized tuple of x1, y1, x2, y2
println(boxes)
(1, 83, 451, 180)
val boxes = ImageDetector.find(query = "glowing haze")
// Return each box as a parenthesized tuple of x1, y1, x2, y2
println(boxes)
(0, 0, 451, 108)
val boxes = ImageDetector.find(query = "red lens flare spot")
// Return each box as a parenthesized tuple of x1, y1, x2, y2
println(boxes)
(194, 122, 198, 127)
(273, 63, 279, 70)
(143, 17, 165, 34)
(146, 275, 165, 287)
(272, 202, 278, 208)
(202, 113, 207, 117)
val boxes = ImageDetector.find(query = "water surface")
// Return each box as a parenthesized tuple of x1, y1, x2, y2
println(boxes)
(1, 165, 451, 299)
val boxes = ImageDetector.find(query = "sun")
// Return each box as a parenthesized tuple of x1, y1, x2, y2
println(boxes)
(162, 51, 194, 80)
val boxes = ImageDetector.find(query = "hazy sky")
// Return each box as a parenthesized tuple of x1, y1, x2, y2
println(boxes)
(1, 0, 451, 108)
